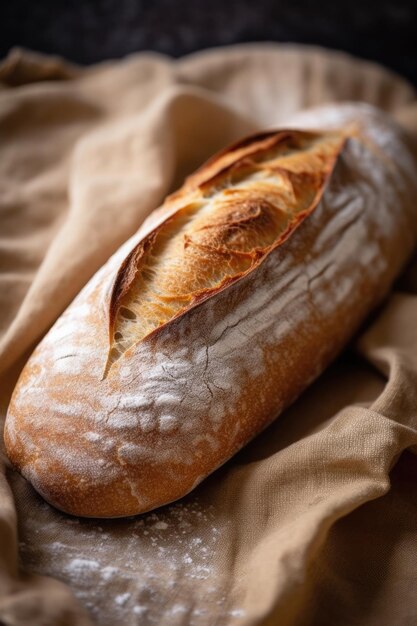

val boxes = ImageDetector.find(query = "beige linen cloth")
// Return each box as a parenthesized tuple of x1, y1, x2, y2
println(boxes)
(1, 43, 417, 626)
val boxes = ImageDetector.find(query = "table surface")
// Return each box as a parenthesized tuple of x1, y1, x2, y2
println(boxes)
(1, 0, 416, 87)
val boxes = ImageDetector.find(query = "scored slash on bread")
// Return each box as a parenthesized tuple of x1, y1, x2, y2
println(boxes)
(4, 104, 417, 518)
(106, 130, 345, 375)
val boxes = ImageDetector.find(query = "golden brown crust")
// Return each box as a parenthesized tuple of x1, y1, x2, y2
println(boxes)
(106, 130, 345, 373)
(4, 104, 417, 518)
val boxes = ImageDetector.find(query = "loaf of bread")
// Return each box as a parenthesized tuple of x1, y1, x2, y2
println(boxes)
(4, 104, 417, 518)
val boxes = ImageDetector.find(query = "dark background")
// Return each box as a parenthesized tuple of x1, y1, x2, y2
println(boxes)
(1, 0, 416, 86)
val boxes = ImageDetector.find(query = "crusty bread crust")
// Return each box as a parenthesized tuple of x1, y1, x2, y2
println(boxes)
(4, 104, 417, 518)
(105, 129, 344, 374)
